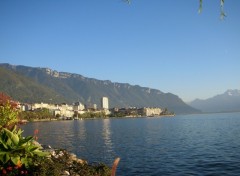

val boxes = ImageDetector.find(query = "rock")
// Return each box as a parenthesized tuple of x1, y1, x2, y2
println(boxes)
(62, 170, 70, 176)
(76, 158, 86, 164)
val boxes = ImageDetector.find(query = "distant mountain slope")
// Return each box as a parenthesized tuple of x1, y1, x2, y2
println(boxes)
(0, 63, 200, 114)
(189, 89, 240, 113)
(0, 66, 66, 103)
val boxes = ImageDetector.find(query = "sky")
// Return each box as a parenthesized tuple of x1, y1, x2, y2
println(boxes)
(0, 0, 240, 102)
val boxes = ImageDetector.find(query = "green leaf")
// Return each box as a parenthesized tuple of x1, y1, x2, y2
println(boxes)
(3, 127, 19, 145)
(0, 151, 8, 155)
(198, 0, 203, 13)
(18, 136, 33, 146)
(29, 146, 39, 152)
(16, 128, 24, 136)
(20, 157, 28, 165)
(1, 153, 10, 164)
(33, 150, 50, 157)
(6, 138, 12, 146)
(11, 156, 20, 165)
(0, 151, 8, 163)
(0, 138, 8, 149)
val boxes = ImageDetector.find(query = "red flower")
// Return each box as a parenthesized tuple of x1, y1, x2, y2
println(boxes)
(34, 129, 39, 140)
(7, 166, 13, 171)
(2, 169, 7, 174)
(34, 129, 39, 135)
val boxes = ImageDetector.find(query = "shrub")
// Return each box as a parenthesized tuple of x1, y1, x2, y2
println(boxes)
(0, 125, 49, 169)
(0, 102, 19, 129)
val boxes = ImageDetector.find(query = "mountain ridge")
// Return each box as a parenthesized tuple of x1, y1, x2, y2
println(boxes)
(0, 63, 200, 114)
(189, 89, 240, 113)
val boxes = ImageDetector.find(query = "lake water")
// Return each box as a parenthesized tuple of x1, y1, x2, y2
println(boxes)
(21, 113, 240, 175)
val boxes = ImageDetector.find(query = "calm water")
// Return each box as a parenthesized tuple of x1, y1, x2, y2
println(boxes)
(22, 113, 240, 175)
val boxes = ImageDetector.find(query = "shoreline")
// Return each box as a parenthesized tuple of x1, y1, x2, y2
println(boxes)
(25, 114, 175, 123)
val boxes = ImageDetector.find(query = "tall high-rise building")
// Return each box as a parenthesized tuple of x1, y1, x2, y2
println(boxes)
(101, 97, 109, 109)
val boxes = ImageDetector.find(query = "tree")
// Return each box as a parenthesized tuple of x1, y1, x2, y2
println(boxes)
(0, 92, 18, 109)
(124, 0, 226, 19)
(0, 92, 19, 128)
(199, 0, 226, 19)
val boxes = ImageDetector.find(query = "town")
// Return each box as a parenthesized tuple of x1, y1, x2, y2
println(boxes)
(19, 96, 174, 120)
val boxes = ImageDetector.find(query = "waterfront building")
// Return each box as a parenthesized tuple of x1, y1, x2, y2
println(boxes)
(101, 97, 109, 110)
(20, 103, 31, 111)
(93, 104, 97, 110)
(32, 102, 50, 110)
(73, 102, 85, 111)
(138, 107, 162, 117)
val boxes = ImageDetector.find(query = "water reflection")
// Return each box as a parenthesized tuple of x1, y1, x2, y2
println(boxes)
(102, 119, 113, 152)
(79, 120, 86, 141)
(72, 120, 86, 152)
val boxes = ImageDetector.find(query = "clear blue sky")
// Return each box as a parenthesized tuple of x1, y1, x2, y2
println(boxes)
(0, 0, 240, 102)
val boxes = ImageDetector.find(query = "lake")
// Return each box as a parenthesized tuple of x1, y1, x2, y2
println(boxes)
(21, 112, 240, 175)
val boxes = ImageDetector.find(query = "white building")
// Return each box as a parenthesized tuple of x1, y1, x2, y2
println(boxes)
(138, 107, 162, 117)
(32, 102, 50, 110)
(101, 97, 109, 109)
(73, 102, 85, 111)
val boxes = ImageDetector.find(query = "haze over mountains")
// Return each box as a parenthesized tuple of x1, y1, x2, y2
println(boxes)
(189, 89, 240, 113)
(0, 63, 200, 114)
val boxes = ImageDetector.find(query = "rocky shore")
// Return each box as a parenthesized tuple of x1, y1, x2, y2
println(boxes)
(37, 144, 116, 176)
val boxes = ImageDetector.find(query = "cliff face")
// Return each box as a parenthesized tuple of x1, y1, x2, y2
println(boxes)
(0, 63, 200, 114)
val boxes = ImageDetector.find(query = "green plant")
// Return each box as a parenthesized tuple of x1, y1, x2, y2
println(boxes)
(0, 125, 49, 168)
(0, 101, 19, 129)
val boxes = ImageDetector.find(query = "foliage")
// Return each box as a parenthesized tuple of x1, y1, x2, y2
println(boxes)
(0, 102, 19, 129)
(0, 96, 50, 174)
(0, 92, 19, 129)
(55, 113, 61, 118)
(125, 0, 226, 19)
(160, 108, 175, 116)
(0, 67, 66, 104)
(0, 92, 18, 108)
(19, 108, 55, 121)
(0, 125, 49, 169)
(78, 111, 107, 119)
(199, 0, 226, 19)
(109, 112, 126, 118)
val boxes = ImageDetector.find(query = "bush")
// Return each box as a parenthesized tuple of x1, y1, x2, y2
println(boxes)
(0, 102, 19, 129)
(0, 125, 49, 173)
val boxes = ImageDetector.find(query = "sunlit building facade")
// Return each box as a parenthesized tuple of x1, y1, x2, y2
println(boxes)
(101, 97, 109, 110)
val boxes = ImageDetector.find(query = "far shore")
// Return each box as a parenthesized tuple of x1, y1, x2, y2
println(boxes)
(24, 114, 175, 123)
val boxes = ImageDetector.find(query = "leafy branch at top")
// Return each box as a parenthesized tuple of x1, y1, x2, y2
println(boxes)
(199, 0, 226, 19)
(124, 0, 226, 19)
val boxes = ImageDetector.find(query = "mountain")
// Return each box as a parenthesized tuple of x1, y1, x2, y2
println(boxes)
(189, 89, 240, 113)
(0, 63, 200, 114)
(0, 66, 67, 103)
